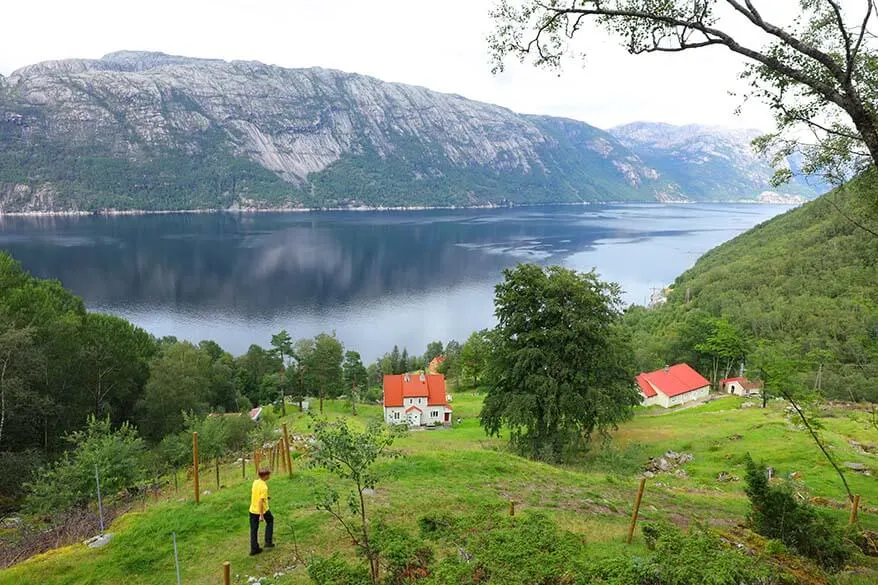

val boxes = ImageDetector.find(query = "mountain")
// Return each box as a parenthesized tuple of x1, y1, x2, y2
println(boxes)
(610, 122, 827, 201)
(624, 172, 877, 402)
(0, 51, 817, 212)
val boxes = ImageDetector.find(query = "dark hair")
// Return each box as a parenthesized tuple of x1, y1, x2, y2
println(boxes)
(258, 468, 271, 479)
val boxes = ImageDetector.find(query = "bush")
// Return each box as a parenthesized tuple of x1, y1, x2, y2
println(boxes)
(308, 554, 372, 585)
(372, 523, 433, 584)
(744, 454, 853, 571)
(596, 521, 772, 585)
(426, 512, 587, 585)
(25, 416, 146, 515)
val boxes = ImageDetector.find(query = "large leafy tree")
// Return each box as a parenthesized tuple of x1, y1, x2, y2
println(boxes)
(480, 264, 639, 461)
(490, 1, 878, 202)
(137, 342, 214, 442)
(460, 330, 490, 387)
(79, 313, 156, 422)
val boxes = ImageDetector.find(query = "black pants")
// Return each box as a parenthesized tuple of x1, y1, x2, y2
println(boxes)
(249, 510, 273, 552)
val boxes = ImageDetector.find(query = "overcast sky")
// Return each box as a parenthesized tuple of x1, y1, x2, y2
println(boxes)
(0, 0, 809, 130)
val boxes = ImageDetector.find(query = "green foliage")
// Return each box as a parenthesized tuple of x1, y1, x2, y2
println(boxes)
(624, 176, 878, 402)
(0, 450, 43, 513)
(481, 264, 640, 461)
(309, 417, 404, 584)
(136, 342, 213, 442)
(25, 416, 146, 515)
(234, 344, 283, 407)
(459, 331, 489, 388)
(371, 523, 434, 584)
(587, 520, 773, 585)
(308, 554, 372, 585)
(744, 455, 853, 571)
(426, 512, 587, 585)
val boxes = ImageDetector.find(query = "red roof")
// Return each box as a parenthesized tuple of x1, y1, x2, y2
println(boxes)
(405, 405, 422, 413)
(428, 355, 446, 374)
(636, 373, 657, 397)
(383, 374, 451, 409)
(637, 364, 710, 398)
(721, 377, 763, 390)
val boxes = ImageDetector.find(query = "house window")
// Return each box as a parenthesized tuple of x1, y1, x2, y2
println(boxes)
(431, 411, 438, 417)
(394, 412, 400, 420)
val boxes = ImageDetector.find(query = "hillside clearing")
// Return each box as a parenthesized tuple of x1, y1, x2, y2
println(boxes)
(2, 394, 876, 585)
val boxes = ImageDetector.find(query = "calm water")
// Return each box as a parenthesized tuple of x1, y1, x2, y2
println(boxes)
(0, 204, 791, 360)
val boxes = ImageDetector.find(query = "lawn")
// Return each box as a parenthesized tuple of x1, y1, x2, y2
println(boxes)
(2, 394, 876, 585)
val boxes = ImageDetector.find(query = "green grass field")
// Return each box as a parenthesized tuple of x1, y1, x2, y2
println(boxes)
(2, 394, 876, 585)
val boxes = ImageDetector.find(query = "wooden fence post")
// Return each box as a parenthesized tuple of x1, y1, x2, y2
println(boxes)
(241, 455, 246, 479)
(193, 432, 200, 504)
(254, 449, 260, 475)
(850, 494, 861, 525)
(626, 478, 646, 544)
(222, 561, 231, 585)
(215, 458, 220, 489)
(509, 500, 515, 517)
(282, 424, 294, 478)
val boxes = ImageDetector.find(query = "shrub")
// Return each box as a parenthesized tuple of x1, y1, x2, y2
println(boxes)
(25, 416, 146, 515)
(588, 521, 773, 585)
(744, 454, 853, 571)
(426, 512, 587, 585)
(372, 523, 434, 584)
(308, 554, 372, 585)
(418, 513, 456, 538)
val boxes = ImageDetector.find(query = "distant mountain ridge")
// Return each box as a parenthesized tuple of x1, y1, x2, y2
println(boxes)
(0, 51, 823, 212)
(609, 122, 827, 201)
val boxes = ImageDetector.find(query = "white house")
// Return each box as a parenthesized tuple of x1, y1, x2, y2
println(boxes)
(636, 364, 711, 408)
(383, 373, 452, 427)
(721, 377, 763, 396)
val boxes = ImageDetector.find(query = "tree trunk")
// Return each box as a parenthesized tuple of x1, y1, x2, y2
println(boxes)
(847, 97, 878, 166)
(320, 392, 324, 414)
(0, 354, 10, 448)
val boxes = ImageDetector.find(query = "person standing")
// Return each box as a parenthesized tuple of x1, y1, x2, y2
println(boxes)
(249, 468, 274, 555)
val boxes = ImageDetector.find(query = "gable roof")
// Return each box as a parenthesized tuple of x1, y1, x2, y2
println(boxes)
(405, 405, 422, 413)
(636, 373, 657, 398)
(383, 374, 451, 409)
(637, 364, 710, 398)
(721, 377, 763, 390)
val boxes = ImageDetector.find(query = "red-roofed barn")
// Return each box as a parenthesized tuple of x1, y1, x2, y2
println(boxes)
(636, 364, 710, 408)
(383, 373, 452, 427)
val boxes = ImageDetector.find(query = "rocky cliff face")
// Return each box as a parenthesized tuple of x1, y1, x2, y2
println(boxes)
(0, 52, 817, 212)
(609, 122, 825, 200)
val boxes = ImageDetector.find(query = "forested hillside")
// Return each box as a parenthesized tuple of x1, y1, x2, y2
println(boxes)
(625, 173, 878, 401)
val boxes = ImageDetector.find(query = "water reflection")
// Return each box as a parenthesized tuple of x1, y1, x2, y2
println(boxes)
(0, 204, 790, 358)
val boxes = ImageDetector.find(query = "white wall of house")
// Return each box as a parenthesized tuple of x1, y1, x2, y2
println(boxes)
(664, 385, 710, 407)
(725, 381, 744, 395)
(384, 406, 405, 424)
(640, 393, 662, 407)
(384, 404, 451, 425)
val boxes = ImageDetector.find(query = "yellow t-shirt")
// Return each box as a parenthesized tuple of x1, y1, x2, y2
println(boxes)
(249, 479, 269, 514)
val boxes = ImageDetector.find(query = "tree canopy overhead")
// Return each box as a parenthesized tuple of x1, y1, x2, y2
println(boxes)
(490, 0, 878, 194)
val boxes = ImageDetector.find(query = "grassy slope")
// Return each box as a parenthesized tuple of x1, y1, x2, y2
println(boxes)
(3, 395, 876, 585)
